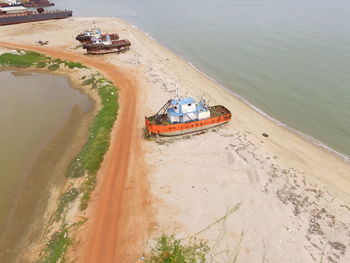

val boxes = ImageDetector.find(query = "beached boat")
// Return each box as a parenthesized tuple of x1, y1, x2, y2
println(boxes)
(0, 8, 72, 25)
(75, 28, 119, 44)
(145, 97, 231, 136)
(0, 0, 23, 7)
(82, 35, 131, 54)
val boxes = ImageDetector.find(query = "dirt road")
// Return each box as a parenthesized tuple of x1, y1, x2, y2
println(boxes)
(0, 42, 152, 262)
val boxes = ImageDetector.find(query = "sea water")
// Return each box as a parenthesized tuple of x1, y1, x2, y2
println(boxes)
(57, 0, 350, 159)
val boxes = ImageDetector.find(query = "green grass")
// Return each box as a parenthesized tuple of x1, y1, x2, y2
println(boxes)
(82, 74, 99, 88)
(145, 235, 209, 263)
(36, 61, 48, 68)
(63, 61, 86, 69)
(0, 50, 86, 70)
(66, 74, 119, 210)
(0, 51, 49, 67)
(40, 225, 71, 263)
(79, 173, 96, 210)
(48, 63, 60, 71)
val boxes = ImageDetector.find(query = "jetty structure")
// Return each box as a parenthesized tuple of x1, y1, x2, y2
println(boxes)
(145, 96, 231, 136)
(76, 28, 119, 44)
(82, 34, 131, 54)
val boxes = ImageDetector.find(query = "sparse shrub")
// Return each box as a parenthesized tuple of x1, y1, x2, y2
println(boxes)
(48, 63, 60, 71)
(40, 225, 71, 263)
(145, 234, 209, 263)
(63, 61, 86, 69)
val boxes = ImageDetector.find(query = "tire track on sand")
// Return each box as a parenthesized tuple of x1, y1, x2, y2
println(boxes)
(0, 42, 151, 262)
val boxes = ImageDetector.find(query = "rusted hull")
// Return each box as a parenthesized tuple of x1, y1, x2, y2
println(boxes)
(0, 10, 72, 26)
(83, 39, 131, 55)
(23, 3, 55, 7)
(23, 0, 54, 7)
(85, 47, 130, 55)
(147, 120, 229, 136)
(145, 105, 231, 136)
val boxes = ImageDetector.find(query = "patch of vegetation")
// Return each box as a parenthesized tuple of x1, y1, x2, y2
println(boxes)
(80, 174, 96, 210)
(36, 61, 48, 68)
(63, 61, 86, 69)
(38, 218, 88, 263)
(0, 50, 49, 67)
(53, 58, 86, 69)
(55, 188, 79, 221)
(52, 58, 64, 64)
(82, 74, 98, 88)
(39, 225, 71, 263)
(48, 63, 60, 71)
(82, 77, 95, 86)
(66, 74, 119, 210)
(0, 50, 86, 70)
(145, 235, 209, 263)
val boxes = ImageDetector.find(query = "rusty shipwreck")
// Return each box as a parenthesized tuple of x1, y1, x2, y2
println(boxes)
(145, 97, 231, 136)
(76, 28, 119, 44)
(82, 34, 131, 55)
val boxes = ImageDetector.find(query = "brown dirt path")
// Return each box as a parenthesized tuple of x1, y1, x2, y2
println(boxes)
(0, 42, 152, 262)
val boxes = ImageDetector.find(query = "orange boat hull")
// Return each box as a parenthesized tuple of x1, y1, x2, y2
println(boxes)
(145, 113, 231, 136)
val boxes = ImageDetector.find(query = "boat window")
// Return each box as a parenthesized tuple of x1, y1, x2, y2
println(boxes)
(188, 104, 191, 106)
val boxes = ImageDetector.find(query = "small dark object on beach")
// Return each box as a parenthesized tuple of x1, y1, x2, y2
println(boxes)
(37, 40, 49, 45)
(262, 133, 269, 137)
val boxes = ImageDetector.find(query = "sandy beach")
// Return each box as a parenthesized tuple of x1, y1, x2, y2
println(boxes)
(1, 17, 350, 263)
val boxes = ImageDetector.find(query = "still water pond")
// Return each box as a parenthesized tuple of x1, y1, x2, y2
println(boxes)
(0, 70, 92, 259)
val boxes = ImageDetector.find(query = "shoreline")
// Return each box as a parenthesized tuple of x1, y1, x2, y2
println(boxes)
(0, 67, 98, 263)
(0, 39, 150, 262)
(0, 17, 350, 262)
(128, 19, 350, 163)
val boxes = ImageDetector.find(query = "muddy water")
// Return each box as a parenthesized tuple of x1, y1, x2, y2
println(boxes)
(0, 70, 93, 262)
